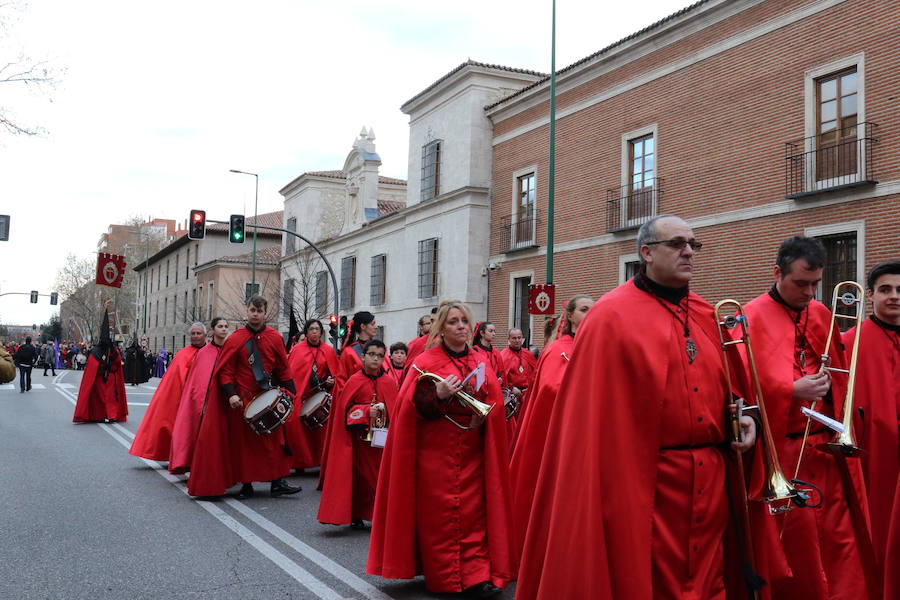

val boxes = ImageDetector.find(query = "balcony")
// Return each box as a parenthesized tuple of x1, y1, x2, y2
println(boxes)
(606, 178, 662, 232)
(499, 212, 538, 253)
(785, 122, 878, 199)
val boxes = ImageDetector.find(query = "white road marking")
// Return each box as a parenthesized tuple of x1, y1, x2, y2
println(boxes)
(57, 383, 74, 389)
(29, 384, 46, 389)
(54, 387, 354, 600)
(1, 384, 13, 390)
(127, 402, 150, 406)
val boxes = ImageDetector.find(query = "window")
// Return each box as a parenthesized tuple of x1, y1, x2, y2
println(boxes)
(185, 249, 190, 279)
(194, 243, 198, 266)
(154, 301, 159, 327)
(163, 297, 168, 326)
(156, 266, 160, 291)
(807, 221, 864, 330)
(816, 68, 858, 180)
(417, 238, 439, 299)
(619, 253, 641, 284)
(370, 254, 386, 306)
(149, 269, 153, 294)
(283, 279, 294, 318)
(421, 140, 442, 202)
(191, 288, 197, 320)
(512, 276, 532, 345)
(207, 282, 214, 320)
(340, 257, 357, 310)
(513, 172, 537, 246)
(173, 295, 178, 323)
(165, 260, 170, 287)
(627, 134, 655, 222)
(315, 271, 329, 315)
(245, 283, 260, 303)
(175, 254, 179, 284)
(183, 291, 188, 322)
(286, 217, 297, 254)
(375, 325, 385, 342)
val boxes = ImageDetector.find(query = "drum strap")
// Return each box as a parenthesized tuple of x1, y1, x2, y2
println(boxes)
(244, 338, 272, 390)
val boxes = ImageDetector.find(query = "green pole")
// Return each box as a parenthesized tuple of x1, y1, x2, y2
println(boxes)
(546, 0, 556, 284)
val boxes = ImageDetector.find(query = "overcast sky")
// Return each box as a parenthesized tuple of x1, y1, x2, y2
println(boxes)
(0, 0, 689, 329)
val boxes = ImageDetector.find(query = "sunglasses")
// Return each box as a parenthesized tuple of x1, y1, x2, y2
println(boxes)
(645, 238, 703, 251)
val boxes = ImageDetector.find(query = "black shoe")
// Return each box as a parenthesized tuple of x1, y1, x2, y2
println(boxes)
(464, 582, 502, 599)
(20, 389, 24, 393)
(26, 386, 31, 391)
(350, 518, 366, 530)
(237, 483, 254, 499)
(270, 479, 301, 497)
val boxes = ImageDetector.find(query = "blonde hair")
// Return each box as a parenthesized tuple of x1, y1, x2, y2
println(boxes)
(426, 300, 475, 349)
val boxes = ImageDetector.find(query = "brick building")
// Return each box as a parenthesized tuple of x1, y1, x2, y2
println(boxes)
(485, 0, 898, 346)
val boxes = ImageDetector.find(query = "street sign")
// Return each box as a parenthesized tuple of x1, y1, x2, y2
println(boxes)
(0, 215, 9, 241)
(95, 253, 126, 288)
(528, 283, 556, 315)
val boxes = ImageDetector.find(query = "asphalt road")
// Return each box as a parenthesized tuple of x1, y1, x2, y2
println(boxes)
(0, 369, 518, 600)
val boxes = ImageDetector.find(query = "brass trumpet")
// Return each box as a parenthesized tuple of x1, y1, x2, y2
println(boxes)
(411, 365, 494, 431)
(715, 299, 807, 514)
(793, 281, 864, 477)
(363, 401, 386, 443)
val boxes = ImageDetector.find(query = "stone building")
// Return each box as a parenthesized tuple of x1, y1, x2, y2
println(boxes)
(134, 211, 282, 353)
(279, 61, 543, 345)
(485, 0, 898, 346)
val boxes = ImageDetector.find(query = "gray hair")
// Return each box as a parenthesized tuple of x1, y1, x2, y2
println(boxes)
(636, 214, 680, 264)
(189, 322, 207, 334)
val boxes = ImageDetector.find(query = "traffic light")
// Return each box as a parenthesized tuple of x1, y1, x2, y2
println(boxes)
(30, 290, 38, 303)
(0, 214, 9, 241)
(188, 210, 206, 240)
(328, 314, 338, 345)
(229, 214, 245, 243)
(50, 292, 58, 305)
(338, 315, 348, 339)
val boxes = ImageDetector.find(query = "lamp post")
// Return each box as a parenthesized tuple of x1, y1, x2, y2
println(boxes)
(229, 169, 259, 291)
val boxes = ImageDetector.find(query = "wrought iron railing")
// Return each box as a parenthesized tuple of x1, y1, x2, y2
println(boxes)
(785, 122, 878, 199)
(606, 178, 662, 232)
(499, 212, 538, 252)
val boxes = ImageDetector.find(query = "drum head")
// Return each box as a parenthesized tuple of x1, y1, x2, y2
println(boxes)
(245, 389, 278, 418)
(301, 390, 329, 416)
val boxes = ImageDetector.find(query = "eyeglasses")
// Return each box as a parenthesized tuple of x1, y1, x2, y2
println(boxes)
(645, 238, 703, 251)
(364, 352, 385, 359)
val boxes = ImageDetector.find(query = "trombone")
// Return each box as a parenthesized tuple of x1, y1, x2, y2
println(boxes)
(715, 299, 808, 514)
(793, 281, 864, 478)
(411, 365, 495, 431)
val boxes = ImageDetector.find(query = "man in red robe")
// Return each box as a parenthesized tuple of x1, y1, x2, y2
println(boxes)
(517, 215, 760, 600)
(842, 260, 900, 580)
(187, 296, 300, 498)
(129, 323, 205, 461)
(500, 327, 536, 443)
(73, 310, 128, 424)
(318, 339, 397, 528)
(742, 236, 869, 598)
(385, 341, 406, 389)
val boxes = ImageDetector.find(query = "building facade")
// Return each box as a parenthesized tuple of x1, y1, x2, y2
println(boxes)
(134, 212, 282, 353)
(279, 61, 544, 345)
(486, 0, 898, 346)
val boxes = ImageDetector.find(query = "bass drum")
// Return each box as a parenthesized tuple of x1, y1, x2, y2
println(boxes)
(244, 388, 294, 435)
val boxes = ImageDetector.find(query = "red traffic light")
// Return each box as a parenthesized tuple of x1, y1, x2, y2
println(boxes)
(188, 210, 206, 240)
(329, 314, 338, 325)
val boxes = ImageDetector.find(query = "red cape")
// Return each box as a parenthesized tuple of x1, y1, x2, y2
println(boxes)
(508, 334, 574, 557)
(73, 350, 128, 423)
(405, 334, 428, 364)
(317, 369, 397, 525)
(843, 318, 900, 570)
(169, 343, 221, 474)
(129, 345, 199, 460)
(516, 282, 777, 600)
(366, 345, 515, 586)
(284, 340, 341, 470)
(886, 476, 900, 597)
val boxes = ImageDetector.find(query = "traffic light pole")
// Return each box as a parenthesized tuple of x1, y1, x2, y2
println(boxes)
(207, 219, 341, 353)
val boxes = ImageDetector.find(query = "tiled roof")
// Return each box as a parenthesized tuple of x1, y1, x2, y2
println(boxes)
(207, 210, 283, 232)
(303, 170, 407, 186)
(377, 200, 405, 217)
(403, 59, 546, 109)
(216, 245, 282, 266)
(485, 0, 711, 110)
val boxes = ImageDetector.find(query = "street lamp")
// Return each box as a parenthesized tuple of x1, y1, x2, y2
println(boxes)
(229, 169, 259, 291)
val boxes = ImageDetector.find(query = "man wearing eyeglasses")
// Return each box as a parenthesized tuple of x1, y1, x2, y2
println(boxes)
(318, 338, 397, 529)
(742, 236, 868, 598)
(518, 214, 760, 600)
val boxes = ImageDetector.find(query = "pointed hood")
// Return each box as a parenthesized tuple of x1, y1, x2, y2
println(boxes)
(91, 309, 113, 361)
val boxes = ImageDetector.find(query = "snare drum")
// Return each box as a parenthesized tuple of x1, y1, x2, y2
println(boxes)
(244, 388, 294, 435)
(503, 388, 520, 420)
(300, 390, 332, 429)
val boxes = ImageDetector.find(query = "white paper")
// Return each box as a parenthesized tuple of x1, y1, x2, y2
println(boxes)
(370, 427, 389, 448)
(475, 362, 485, 391)
(800, 407, 845, 433)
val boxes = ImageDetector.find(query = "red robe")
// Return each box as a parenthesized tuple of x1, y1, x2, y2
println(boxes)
(500, 345, 537, 449)
(516, 281, 777, 600)
(318, 368, 397, 525)
(367, 345, 515, 593)
(843, 317, 900, 572)
(283, 340, 340, 470)
(385, 363, 404, 389)
(186, 325, 293, 496)
(473, 343, 514, 444)
(742, 293, 868, 599)
(405, 334, 428, 364)
(886, 476, 900, 598)
(338, 341, 364, 384)
(73, 349, 128, 423)
(508, 334, 573, 557)
(129, 345, 200, 461)
(169, 342, 221, 474)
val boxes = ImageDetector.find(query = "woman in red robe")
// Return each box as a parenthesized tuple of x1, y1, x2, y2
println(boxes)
(169, 318, 229, 474)
(283, 319, 340, 471)
(318, 339, 397, 527)
(472, 322, 512, 446)
(337, 311, 378, 383)
(367, 301, 514, 598)
(509, 295, 593, 557)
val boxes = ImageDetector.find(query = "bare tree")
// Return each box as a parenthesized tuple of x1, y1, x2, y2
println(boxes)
(0, 2, 61, 137)
(288, 248, 323, 326)
(54, 254, 106, 343)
